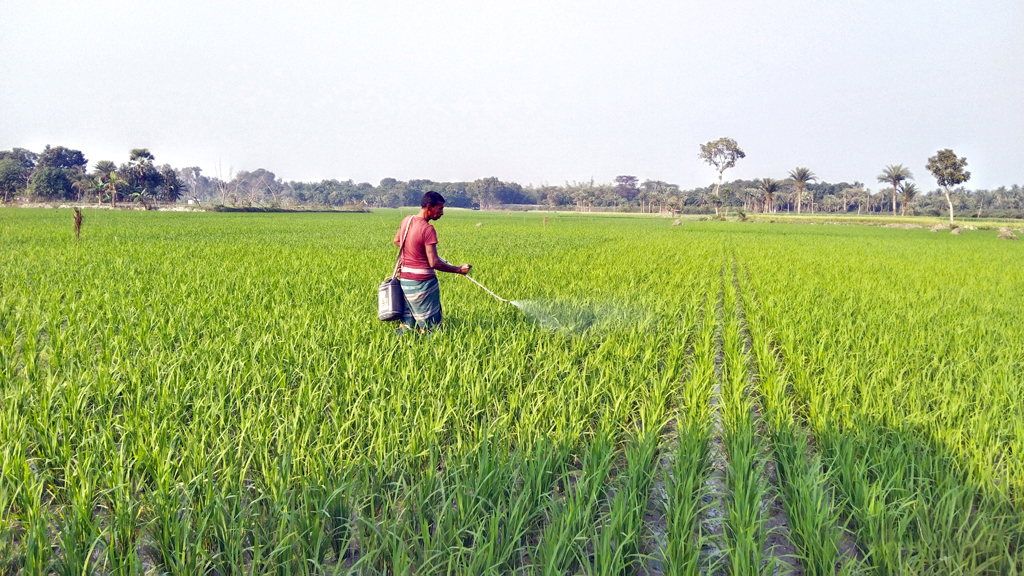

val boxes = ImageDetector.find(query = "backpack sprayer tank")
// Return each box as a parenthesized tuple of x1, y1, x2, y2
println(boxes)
(378, 278, 404, 321)
(378, 216, 412, 322)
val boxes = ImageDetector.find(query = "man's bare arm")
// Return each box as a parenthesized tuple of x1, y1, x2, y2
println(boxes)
(426, 244, 471, 274)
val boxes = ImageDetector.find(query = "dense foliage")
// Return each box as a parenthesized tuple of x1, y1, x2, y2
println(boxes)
(2, 146, 1022, 217)
(1, 209, 1021, 573)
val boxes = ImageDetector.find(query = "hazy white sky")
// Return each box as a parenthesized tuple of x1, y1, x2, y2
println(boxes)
(2, 0, 1021, 189)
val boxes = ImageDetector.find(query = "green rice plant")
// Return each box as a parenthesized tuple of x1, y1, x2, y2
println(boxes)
(101, 448, 143, 576)
(737, 269, 857, 576)
(663, 292, 715, 576)
(720, 266, 773, 576)
(589, 428, 660, 575)
(662, 415, 713, 576)
(51, 455, 103, 576)
(18, 465, 51, 576)
(536, 427, 616, 575)
(151, 481, 212, 576)
(0, 478, 19, 574)
(8, 209, 1020, 573)
(324, 481, 355, 564)
(0, 414, 27, 575)
(282, 485, 334, 575)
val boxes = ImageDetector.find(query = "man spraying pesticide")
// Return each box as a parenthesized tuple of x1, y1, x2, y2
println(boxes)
(384, 191, 472, 333)
(377, 191, 524, 332)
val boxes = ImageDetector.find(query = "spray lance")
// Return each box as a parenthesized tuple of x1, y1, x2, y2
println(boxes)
(464, 274, 569, 330)
(464, 274, 513, 305)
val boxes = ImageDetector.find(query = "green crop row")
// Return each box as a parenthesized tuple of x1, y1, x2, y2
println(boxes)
(733, 224, 1024, 574)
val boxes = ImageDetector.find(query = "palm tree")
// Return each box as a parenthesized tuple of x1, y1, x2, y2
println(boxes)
(90, 161, 118, 206)
(877, 164, 913, 216)
(899, 182, 919, 216)
(756, 178, 782, 213)
(106, 173, 123, 208)
(788, 167, 816, 214)
(92, 160, 117, 181)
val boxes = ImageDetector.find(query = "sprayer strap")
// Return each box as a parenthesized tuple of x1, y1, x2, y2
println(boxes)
(392, 215, 413, 280)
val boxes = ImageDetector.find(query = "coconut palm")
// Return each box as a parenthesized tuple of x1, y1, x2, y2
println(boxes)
(92, 160, 117, 181)
(877, 164, 913, 216)
(788, 167, 816, 214)
(756, 178, 782, 213)
(900, 182, 919, 216)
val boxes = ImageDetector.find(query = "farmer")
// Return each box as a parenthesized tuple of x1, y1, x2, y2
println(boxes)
(392, 191, 471, 331)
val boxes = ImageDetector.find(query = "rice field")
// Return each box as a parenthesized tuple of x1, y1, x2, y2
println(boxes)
(0, 208, 1022, 575)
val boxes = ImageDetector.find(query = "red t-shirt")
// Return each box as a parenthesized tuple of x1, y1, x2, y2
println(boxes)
(393, 215, 438, 280)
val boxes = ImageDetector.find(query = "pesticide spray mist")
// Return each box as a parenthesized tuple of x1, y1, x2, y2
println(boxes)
(510, 299, 645, 334)
(465, 275, 649, 334)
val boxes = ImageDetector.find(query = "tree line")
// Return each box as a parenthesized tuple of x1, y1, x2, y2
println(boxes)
(1, 143, 1020, 219)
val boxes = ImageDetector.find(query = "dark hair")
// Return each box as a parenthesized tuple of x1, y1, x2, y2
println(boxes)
(421, 191, 446, 208)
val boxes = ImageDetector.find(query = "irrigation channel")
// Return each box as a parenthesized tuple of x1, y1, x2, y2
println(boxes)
(1, 208, 1023, 574)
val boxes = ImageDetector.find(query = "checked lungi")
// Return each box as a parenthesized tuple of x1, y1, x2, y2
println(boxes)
(400, 277, 442, 329)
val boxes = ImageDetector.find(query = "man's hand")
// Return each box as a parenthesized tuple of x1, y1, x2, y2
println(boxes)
(459, 264, 472, 275)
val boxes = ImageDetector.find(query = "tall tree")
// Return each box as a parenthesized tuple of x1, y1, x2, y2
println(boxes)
(0, 147, 37, 201)
(565, 180, 596, 211)
(0, 148, 38, 172)
(698, 138, 745, 216)
(88, 163, 116, 206)
(123, 149, 162, 205)
(29, 167, 75, 200)
(178, 167, 204, 202)
(21, 145, 87, 200)
(640, 180, 669, 213)
(788, 167, 816, 214)
(615, 175, 640, 204)
(161, 166, 184, 204)
(926, 149, 971, 224)
(467, 177, 502, 209)
(89, 178, 105, 205)
(0, 158, 29, 202)
(106, 172, 124, 208)
(755, 178, 782, 213)
(877, 164, 913, 216)
(665, 186, 683, 217)
(899, 182, 919, 216)
(92, 160, 117, 181)
(37, 145, 87, 172)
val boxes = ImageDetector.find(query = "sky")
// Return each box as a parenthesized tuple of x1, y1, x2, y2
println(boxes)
(1, 0, 1021, 190)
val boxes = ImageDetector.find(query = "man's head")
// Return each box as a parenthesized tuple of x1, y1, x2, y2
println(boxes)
(421, 191, 446, 220)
